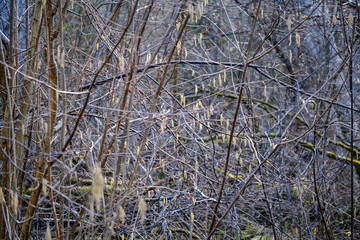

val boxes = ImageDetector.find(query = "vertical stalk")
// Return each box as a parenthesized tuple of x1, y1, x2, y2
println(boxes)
(0, 33, 10, 240)
(58, 1, 66, 239)
(15, 0, 43, 182)
(349, 24, 354, 240)
(20, 0, 58, 238)
(349, 4, 358, 239)
(208, 0, 262, 236)
(68, 2, 141, 237)
(127, 5, 189, 192)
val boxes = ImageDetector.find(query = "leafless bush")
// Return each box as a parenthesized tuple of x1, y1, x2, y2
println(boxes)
(0, 0, 359, 239)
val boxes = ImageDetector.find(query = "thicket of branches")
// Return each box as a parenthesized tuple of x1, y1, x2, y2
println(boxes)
(0, 0, 359, 239)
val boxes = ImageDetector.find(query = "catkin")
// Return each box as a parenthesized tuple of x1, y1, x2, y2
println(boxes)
(138, 197, 147, 224)
(11, 191, 18, 215)
(189, 4, 194, 22)
(118, 205, 126, 224)
(286, 17, 292, 31)
(349, 13, 354, 26)
(42, 178, 47, 195)
(296, 33, 301, 47)
(333, 15, 337, 25)
(0, 188, 4, 205)
(45, 223, 51, 240)
(91, 165, 104, 210)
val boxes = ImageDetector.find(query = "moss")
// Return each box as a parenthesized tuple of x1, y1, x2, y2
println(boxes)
(214, 166, 243, 179)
